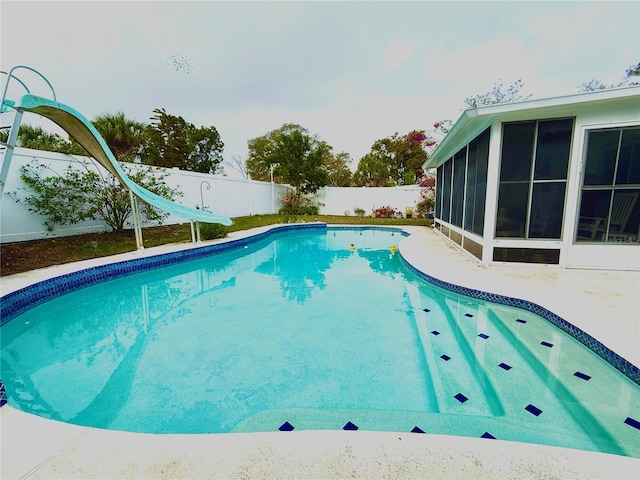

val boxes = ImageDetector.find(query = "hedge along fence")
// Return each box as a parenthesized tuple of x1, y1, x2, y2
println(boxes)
(0, 147, 423, 243)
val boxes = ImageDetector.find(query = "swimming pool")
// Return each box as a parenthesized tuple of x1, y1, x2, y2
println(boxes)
(1, 225, 639, 457)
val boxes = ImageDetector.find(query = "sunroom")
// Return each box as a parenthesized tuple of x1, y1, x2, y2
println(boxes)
(422, 86, 640, 271)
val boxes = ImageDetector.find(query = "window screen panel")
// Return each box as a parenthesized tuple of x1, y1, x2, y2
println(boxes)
(496, 182, 528, 237)
(500, 122, 535, 182)
(534, 119, 573, 180)
(528, 182, 566, 238)
(615, 128, 640, 185)
(441, 160, 452, 222)
(464, 148, 477, 232)
(451, 148, 466, 227)
(607, 189, 640, 242)
(576, 190, 612, 241)
(464, 128, 489, 236)
(583, 130, 619, 186)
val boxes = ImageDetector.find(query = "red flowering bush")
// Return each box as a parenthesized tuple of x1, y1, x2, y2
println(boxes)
(415, 172, 435, 218)
(418, 175, 435, 188)
(373, 205, 399, 218)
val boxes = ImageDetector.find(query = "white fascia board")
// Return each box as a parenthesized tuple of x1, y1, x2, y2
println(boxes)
(423, 86, 640, 170)
(423, 112, 491, 169)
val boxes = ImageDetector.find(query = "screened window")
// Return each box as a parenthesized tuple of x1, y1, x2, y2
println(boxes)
(464, 128, 489, 235)
(433, 128, 490, 236)
(441, 160, 452, 223)
(576, 127, 640, 243)
(450, 148, 466, 227)
(496, 118, 574, 239)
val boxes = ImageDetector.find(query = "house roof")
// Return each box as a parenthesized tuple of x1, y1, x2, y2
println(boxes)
(423, 86, 640, 169)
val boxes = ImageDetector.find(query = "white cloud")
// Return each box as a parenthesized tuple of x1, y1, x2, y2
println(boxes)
(2, 0, 637, 173)
(380, 37, 423, 74)
(421, 39, 543, 104)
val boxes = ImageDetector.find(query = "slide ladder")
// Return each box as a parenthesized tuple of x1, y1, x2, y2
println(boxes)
(1, 65, 232, 248)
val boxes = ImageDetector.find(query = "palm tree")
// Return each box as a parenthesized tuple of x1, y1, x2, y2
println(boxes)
(1, 124, 69, 152)
(92, 112, 146, 162)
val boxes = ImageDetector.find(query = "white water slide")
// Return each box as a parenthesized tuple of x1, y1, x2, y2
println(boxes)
(1, 66, 233, 248)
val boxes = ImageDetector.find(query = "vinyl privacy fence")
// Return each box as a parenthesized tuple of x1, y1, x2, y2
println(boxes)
(0, 147, 423, 243)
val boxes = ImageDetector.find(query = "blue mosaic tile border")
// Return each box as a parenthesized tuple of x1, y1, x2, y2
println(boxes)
(329, 225, 410, 235)
(0, 380, 6, 407)
(0, 223, 327, 327)
(399, 255, 640, 387)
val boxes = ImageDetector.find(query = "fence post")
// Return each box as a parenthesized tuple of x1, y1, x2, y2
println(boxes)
(248, 175, 253, 216)
(270, 164, 275, 214)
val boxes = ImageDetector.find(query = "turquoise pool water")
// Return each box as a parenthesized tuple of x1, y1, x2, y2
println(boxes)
(1, 227, 639, 457)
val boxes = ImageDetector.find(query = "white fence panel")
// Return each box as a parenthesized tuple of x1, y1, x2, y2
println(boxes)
(317, 185, 423, 216)
(1, 148, 110, 243)
(157, 168, 287, 223)
(1, 147, 424, 244)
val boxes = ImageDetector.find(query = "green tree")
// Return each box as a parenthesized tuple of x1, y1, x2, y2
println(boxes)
(352, 152, 390, 187)
(323, 151, 352, 186)
(394, 130, 430, 185)
(246, 123, 330, 207)
(578, 61, 640, 92)
(246, 124, 294, 182)
(16, 159, 181, 232)
(140, 108, 224, 174)
(275, 127, 329, 208)
(224, 154, 249, 179)
(92, 112, 146, 162)
(464, 79, 531, 109)
(353, 130, 430, 186)
(0, 124, 79, 153)
(627, 62, 640, 79)
(0, 114, 147, 159)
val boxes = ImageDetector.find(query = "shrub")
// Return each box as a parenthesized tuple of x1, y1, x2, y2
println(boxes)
(415, 196, 434, 218)
(278, 188, 321, 216)
(199, 222, 228, 240)
(373, 205, 399, 218)
(415, 176, 436, 218)
(279, 204, 319, 215)
(15, 159, 182, 232)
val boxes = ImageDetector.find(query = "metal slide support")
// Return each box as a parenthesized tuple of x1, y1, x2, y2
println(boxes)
(196, 221, 201, 243)
(1, 66, 57, 194)
(189, 220, 196, 244)
(141, 284, 150, 333)
(0, 108, 23, 195)
(270, 164, 275, 214)
(129, 189, 144, 249)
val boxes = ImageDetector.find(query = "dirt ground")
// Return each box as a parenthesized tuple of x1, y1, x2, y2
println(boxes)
(1, 232, 131, 276)
(0, 226, 191, 276)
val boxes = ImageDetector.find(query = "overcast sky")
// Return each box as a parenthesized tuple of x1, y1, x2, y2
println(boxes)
(2, 1, 638, 174)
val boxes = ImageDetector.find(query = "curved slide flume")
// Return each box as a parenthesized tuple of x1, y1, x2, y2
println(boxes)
(12, 94, 233, 227)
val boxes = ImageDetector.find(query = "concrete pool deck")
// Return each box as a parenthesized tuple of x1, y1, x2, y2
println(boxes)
(1, 224, 639, 479)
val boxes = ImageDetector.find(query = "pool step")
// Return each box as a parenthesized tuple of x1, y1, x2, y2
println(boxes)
(405, 282, 503, 416)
